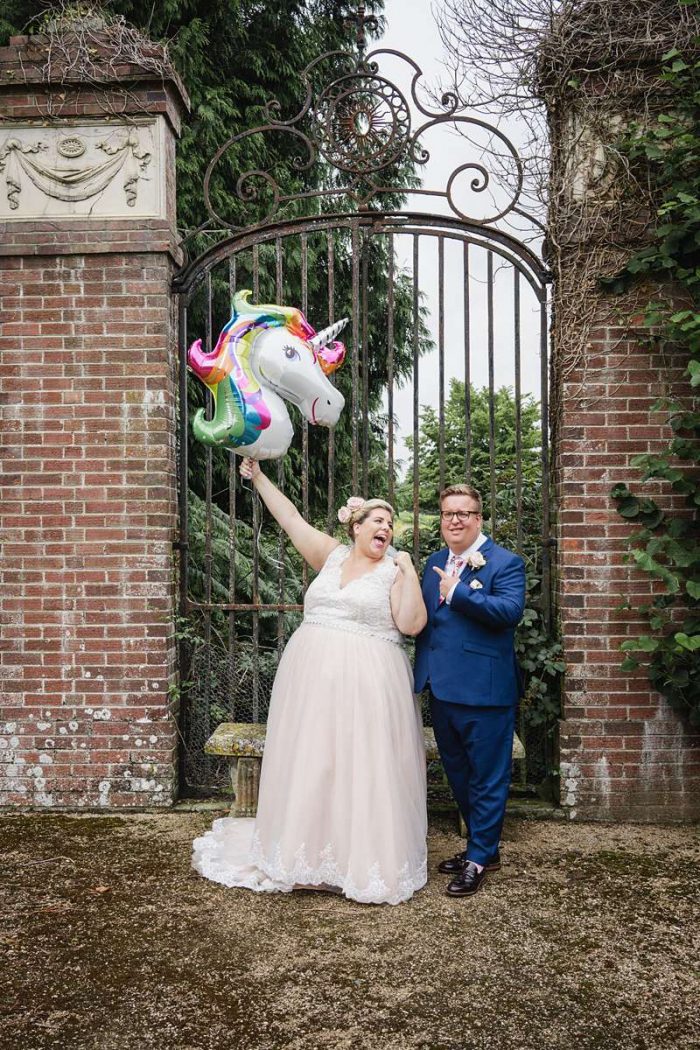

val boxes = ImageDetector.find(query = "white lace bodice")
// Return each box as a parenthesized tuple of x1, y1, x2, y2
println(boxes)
(303, 544, 403, 644)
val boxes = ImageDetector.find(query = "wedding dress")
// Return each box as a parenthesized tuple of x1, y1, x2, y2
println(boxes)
(192, 544, 428, 905)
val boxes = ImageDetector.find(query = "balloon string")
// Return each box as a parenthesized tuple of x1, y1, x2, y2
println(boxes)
(251, 483, 285, 572)
(235, 454, 285, 576)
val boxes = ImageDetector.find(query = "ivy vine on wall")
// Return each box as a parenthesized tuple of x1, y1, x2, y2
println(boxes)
(607, 24, 700, 727)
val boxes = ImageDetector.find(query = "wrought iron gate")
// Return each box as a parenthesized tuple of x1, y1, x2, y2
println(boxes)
(172, 14, 553, 795)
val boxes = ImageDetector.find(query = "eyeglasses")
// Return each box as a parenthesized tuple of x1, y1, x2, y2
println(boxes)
(440, 510, 481, 522)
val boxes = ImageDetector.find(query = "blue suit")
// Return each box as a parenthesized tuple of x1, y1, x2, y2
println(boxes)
(414, 537, 526, 866)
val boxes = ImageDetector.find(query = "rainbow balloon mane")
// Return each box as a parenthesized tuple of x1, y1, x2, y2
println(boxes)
(187, 290, 347, 460)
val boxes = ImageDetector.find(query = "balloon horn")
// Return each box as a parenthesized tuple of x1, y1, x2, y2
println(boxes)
(309, 317, 349, 349)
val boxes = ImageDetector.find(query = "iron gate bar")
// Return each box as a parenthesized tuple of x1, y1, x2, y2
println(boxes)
(228, 441, 237, 711)
(187, 603, 304, 612)
(387, 232, 395, 509)
(204, 270, 213, 622)
(361, 234, 370, 497)
(412, 233, 420, 567)
(438, 237, 446, 493)
(171, 212, 550, 297)
(203, 271, 214, 779)
(252, 242, 259, 300)
(351, 222, 360, 492)
(326, 230, 336, 531)
(275, 235, 283, 296)
(251, 238, 262, 720)
(300, 232, 310, 591)
(463, 242, 472, 478)
(275, 237, 286, 659)
(252, 461, 260, 722)
(228, 245, 238, 719)
(514, 267, 523, 556)
(176, 293, 190, 793)
(177, 297, 189, 614)
(487, 251, 497, 540)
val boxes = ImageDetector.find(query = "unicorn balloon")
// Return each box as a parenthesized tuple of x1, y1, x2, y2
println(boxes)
(187, 290, 347, 460)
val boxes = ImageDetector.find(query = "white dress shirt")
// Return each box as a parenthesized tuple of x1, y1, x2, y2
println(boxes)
(445, 532, 487, 605)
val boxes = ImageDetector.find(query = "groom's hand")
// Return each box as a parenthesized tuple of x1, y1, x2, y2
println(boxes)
(433, 565, 460, 599)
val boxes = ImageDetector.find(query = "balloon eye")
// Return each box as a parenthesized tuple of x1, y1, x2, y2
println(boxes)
(284, 345, 300, 361)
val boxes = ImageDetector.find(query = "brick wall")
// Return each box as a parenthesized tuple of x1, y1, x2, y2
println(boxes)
(544, 12, 700, 822)
(555, 315, 700, 821)
(0, 34, 188, 808)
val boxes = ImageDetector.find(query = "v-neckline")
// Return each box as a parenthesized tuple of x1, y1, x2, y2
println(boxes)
(338, 549, 385, 592)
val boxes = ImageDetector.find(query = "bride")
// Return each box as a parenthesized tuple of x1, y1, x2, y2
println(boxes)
(192, 457, 428, 905)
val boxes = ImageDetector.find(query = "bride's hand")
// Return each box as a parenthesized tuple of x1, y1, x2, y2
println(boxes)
(394, 551, 415, 574)
(239, 456, 261, 481)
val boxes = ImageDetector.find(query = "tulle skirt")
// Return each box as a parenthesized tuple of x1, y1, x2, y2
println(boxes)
(192, 623, 428, 905)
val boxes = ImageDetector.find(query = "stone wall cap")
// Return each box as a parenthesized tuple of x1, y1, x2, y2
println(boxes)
(0, 26, 190, 115)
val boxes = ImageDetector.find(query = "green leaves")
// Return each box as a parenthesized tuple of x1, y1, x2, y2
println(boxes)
(621, 636, 659, 653)
(675, 632, 700, 651)
(515, 578, 563, 727)
(611, 485, 665, 529)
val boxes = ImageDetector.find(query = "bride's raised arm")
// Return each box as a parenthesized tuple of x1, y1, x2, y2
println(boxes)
(240, 457, 339, 572)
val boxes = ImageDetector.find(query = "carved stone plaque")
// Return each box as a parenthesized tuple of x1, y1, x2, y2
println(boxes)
(0, 117, 165, 219)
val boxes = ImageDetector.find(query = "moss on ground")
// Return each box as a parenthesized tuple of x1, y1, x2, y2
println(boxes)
(0, 812, 698, 1050)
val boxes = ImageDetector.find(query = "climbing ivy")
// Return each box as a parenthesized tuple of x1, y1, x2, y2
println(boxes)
(608, 27, 700, 727)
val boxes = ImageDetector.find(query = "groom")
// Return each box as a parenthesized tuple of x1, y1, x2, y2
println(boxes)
(414, 483, 526, 898)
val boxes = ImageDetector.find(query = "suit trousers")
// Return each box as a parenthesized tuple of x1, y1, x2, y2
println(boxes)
(430, 694, 515, 866)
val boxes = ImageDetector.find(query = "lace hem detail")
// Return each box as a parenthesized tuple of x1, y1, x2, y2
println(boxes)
(302, 617, 404, 646)
(251, 830, 426, 906)
(192, 822, 289, 894)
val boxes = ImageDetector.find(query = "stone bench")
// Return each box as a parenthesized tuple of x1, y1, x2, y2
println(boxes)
(205, 721, 525, 818)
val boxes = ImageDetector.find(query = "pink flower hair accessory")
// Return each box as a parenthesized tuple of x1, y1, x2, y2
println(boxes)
(337, 495, 365, 523)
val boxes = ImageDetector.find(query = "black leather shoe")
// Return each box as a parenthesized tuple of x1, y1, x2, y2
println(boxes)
(485, 850, 501, 873)
(437, 850, 467, 874)
(445, 861, 487, 897)
(438, 849, 501, 875)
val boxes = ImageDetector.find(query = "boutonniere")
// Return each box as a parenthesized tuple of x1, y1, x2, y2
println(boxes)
(465, 550, 486, 570)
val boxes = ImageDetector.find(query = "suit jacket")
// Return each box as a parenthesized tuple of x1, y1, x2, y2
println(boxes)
(414, 537, 526, 707)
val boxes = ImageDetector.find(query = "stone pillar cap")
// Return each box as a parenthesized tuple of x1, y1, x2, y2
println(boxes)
(0, 22, 190, 124)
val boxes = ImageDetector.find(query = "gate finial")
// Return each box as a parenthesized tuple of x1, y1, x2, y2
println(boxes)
(343, 2, 379, 59)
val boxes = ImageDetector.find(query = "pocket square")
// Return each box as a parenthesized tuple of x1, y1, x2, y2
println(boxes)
(469, 579, 483, 590)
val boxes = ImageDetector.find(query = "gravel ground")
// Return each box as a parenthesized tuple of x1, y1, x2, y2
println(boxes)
(1, 809, 698, 1050)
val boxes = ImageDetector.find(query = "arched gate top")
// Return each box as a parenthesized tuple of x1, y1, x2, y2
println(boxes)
(173, 211, 549, 299)
(173, 2, 546, 287)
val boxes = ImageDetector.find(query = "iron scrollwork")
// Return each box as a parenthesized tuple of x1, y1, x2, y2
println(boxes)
(314, 72, 411, 173)
(197, 15, 526, 237)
